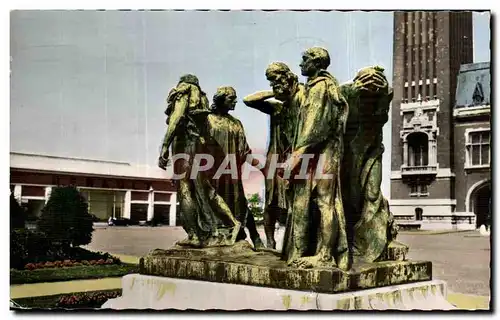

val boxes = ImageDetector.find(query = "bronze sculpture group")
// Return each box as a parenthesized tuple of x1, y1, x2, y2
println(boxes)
(158, 47, 398, 271)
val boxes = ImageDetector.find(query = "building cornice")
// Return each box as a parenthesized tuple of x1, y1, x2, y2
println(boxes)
(389, 199, 457, 206)
(391, 168, 455, 180)
(453, 105, 490, 119)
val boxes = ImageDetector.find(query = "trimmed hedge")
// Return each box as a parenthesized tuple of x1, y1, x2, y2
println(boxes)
(12, 289, 121, 309)
(10, 263, 137, 285)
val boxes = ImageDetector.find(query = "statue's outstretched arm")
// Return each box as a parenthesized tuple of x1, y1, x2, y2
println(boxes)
(243, 90, 279, 115)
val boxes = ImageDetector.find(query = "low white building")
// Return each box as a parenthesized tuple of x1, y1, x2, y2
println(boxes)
(10, 152, 179, 226)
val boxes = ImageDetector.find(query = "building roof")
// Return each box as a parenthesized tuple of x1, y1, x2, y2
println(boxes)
(455, 62, 490, 108)
(10, 152, 172, 180)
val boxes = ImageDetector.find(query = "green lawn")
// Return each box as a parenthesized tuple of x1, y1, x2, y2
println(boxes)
(10, 264, 137, 285)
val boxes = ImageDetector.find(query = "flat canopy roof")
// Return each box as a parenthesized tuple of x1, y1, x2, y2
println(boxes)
(10, 152, 172, 180)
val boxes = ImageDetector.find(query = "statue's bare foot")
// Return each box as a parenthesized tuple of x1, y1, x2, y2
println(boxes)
(286, 251, 304, 266)
(252, 237, 265, 251)
(176, 235, 201, 247)
(290, 254, 336, 269)
(203, 236, 223, 247)
(266, 239, 276, 250)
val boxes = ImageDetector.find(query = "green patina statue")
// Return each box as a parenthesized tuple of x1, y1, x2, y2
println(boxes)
(158, 75, 241, 248)
(142, 49, 425, 299)
(280, 47, 350, 270)
(204, 86, 265, 249)
(340, 66, 399, 264)
(157, 52, 401, 271)
(243, 62, 305, 249)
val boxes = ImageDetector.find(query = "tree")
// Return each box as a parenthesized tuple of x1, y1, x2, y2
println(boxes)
(247, 193, 264, 222)
(10, 192, 26, 230)
(37, 186, 94, 248)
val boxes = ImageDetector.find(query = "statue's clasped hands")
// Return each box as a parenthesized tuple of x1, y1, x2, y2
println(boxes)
(353, 66, 388, 94)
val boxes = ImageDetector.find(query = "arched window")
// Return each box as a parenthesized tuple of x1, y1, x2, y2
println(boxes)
(408, 132, 429, 166)
(415, 207, 423, 221)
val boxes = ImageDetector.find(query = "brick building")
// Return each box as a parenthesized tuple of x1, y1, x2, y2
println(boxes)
(390, 11, 490, 229)
(452, 62, 491, 228)
(10, 152, 179, 226)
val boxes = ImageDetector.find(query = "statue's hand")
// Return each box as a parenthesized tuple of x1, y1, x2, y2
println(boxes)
(284, 150, 303, 175)
(353, 68, 388, 94)
(158, 154, 170, 170)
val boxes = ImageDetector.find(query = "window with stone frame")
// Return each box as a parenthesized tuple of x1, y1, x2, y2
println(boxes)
(466, 130, 490, 167)
(407, 132, 429, 167)
(410, 180, 429, 197)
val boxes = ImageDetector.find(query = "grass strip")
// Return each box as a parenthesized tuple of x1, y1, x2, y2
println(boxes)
(10, 264, 137, 285)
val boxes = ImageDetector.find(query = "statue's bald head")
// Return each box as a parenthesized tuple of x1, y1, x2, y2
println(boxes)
(303, 47, 331, 70)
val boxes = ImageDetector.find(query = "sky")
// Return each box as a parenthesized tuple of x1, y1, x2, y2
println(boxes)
(10, 10, 491, 197)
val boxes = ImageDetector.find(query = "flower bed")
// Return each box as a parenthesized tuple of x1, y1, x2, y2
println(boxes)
(57, 291, 121, 309)
(10, 229, 121, 270)
(12, 289, 121, 309)
(24, 258, 119, 271)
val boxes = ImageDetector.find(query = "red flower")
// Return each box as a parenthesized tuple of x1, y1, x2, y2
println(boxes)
(24, 263, 36, 270)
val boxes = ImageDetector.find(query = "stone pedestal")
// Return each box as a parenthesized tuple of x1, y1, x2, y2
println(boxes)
(101, 275, 455, 310)
(138, 241, 425, 294)
(101, 240, 454, 310)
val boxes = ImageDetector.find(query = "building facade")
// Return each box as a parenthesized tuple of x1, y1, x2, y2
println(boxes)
(10, 152, 180, 226)
(390, 11, 490, 230)
(452, 62, 491, 228)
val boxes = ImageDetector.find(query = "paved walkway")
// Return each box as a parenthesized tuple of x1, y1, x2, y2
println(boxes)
(11, 277, 122, 299)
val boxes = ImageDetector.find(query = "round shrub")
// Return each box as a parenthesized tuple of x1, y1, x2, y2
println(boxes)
(37, 186, 94, 249)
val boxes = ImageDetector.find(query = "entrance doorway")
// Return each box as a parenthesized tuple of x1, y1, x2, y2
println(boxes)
(471, 181, 491, 228)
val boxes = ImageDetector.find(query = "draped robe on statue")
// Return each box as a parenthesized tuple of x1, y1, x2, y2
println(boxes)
(201, 112, 253, 237)
(164, 83, 239, 246)
(282, 71, 349, 267)
(340, 82, 398, 263)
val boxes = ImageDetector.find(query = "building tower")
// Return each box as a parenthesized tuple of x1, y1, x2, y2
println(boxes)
(390, 11, 473, 229)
